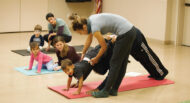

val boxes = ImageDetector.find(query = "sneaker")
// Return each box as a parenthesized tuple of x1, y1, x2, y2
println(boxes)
(92, 90, 109, 98)
(109, 89, 118, 96)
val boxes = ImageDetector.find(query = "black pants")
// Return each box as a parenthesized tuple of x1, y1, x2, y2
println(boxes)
(130, 28, 168, 79)
(97, 27, 168, 90)
(75, 40, 114, 81)
(43, 33, 72, 45)
(103, 27, 137, 91)
(86, 39, 114, 75)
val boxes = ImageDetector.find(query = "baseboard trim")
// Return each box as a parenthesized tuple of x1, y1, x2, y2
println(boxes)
(146, 38, 175, 45)
(0, 30, 48, 34)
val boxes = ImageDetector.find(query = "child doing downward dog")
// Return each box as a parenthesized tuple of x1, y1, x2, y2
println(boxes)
(61, 59, 84, 95)
(60, 38, 115, 95)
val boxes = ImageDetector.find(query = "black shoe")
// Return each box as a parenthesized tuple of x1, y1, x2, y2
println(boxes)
(148, 75, 154, 78)
(155, 70, 168, 80)
(109, 89, 118, 96)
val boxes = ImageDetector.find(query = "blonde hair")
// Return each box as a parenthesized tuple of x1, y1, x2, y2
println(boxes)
(34, 24, 42, 31)
(53, 36, 69, 57)
(68, 13, 87, 31)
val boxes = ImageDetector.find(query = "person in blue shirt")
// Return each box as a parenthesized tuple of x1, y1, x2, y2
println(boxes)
(27, 24, 44, 52)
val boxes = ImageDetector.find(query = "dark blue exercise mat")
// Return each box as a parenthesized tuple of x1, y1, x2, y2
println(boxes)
(11, 45, 93, 56)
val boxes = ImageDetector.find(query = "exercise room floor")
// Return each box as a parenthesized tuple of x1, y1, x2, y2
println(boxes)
(0, 31, 190, 103)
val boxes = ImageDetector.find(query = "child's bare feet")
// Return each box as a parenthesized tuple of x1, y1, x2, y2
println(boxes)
(72, 91, 80, 95)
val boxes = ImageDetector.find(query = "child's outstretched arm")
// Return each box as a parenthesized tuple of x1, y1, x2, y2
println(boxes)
(63, 77, 72, 91)
(73, 76, 83, 95)
(36, 54, 43, 73)
(26, 54, 34, 70)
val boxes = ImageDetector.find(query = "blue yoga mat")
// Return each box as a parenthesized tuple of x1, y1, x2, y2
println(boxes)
(15, 66, 63, 76)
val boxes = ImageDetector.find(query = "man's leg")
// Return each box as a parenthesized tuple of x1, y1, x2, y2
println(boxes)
(92, 27, 136, 98)
(43, 34, 49, 43)
(110, 57, 128, 96)
(60, 34, 72, 43)
(131, 28, 168, 80)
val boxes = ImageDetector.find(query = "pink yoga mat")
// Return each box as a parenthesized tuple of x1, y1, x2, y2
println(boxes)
(48, 75, 174, 99)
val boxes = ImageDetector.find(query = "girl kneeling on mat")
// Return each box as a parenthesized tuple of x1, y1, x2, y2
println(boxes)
(26, 42, 58, 73)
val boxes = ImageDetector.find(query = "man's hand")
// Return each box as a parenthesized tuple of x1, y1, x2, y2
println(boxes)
(48, 33, 56, 40)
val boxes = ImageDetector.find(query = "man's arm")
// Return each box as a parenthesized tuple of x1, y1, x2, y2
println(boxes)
(57, 26, 64, 35)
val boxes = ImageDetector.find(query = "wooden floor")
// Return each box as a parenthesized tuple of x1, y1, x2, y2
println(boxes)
(0, 31, 190, 103)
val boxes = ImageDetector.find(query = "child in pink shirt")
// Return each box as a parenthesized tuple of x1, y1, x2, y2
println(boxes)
(26, 42, 58, 73)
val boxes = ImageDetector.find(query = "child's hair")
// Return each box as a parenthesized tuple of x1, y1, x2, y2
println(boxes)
(46, 12, 54, 20)
(68, 13, 87, 31)
(30, 42, 39, 50)
(34, 24, 42, 31)
(61, 59, 73, 70)
(53, 36, 69, 57)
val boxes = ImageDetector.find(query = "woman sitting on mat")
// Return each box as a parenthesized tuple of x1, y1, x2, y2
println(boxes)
(52, 36, 81, 71)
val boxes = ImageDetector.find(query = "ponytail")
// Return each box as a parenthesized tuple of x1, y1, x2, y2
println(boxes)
(68, 13, 87, 31)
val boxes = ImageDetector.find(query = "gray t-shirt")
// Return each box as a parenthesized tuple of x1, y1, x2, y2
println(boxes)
(89, 13, 133, 35)
(48, 18, 71, 36)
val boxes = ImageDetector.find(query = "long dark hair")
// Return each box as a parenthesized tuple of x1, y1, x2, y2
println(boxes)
(53, 36, 69, 57)
(68, 13, 87, 31)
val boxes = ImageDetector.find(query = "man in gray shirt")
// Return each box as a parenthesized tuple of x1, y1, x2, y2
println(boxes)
(44, 13, 72, 51)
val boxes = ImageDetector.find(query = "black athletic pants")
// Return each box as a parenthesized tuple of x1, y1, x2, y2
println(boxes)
(43, 33, 72, 45)
(102, 27, 137, 91)
(97, 27, 168, 90)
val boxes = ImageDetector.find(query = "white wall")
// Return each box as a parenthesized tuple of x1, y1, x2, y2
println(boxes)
(102, 0, 168, 42)
(0, 0, 95, 32)
(48, 0, 95, 26)
(165, 0, 185, 45)
(20, 0, 48, 31)
(0, 0, 20, 32)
